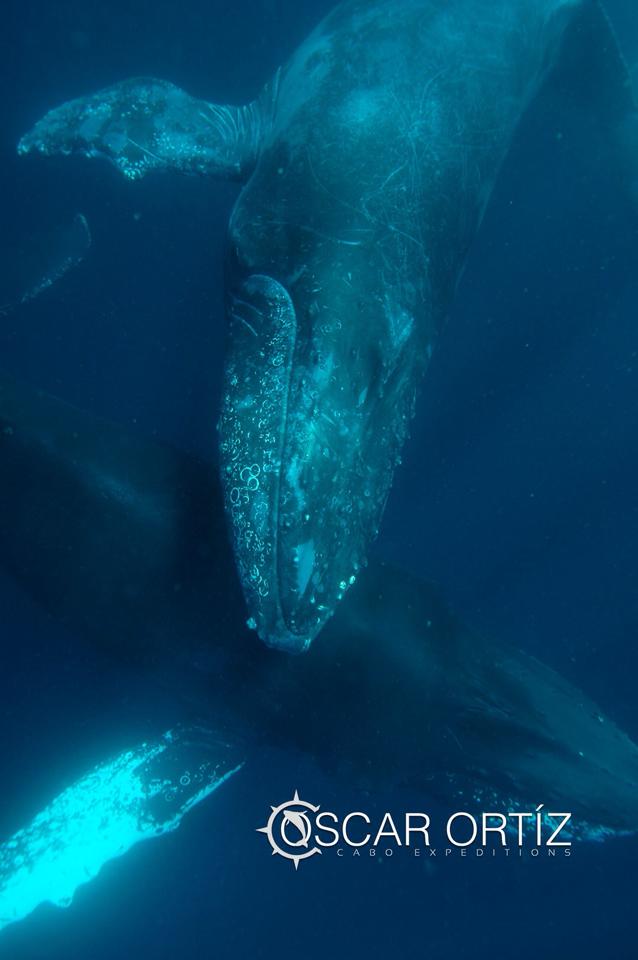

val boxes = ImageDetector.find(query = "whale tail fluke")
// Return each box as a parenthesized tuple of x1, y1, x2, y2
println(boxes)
(17, 74, 279, 183)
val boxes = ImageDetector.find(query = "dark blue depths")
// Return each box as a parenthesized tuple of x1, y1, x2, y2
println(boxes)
(0, 1, 637, 958)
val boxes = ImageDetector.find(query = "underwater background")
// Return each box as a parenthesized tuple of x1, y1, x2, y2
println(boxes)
(1, 0, 637, 957)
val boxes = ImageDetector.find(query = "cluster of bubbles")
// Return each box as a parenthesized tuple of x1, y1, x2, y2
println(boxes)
(218, 275, 299, 641)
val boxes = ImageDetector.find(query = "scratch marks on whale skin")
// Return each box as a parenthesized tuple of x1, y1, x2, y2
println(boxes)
(260, 220, 370, 248)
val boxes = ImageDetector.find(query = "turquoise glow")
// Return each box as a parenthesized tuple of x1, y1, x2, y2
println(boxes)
(0, 728, 242, 933)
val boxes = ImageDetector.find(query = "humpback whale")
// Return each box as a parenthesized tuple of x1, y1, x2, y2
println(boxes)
(1, 373, 637, 840)
(17, 0, 638, 652)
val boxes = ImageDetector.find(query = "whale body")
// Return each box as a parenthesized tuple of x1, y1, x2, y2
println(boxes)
(1, 373, 638, 842)
(17, 0, 638, 652)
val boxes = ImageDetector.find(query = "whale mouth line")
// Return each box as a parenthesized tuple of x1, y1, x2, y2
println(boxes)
(260, 275, 323, 652)
(271, 283, 300, 649)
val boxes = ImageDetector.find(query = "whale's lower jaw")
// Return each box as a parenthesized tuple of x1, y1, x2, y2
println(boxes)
(218, 273, 353, 653)
(218, 273, 411, 653)
(218, 274, 301, 651)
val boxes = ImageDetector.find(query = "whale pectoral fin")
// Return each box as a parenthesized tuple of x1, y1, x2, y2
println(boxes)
(0, 727, 243, 932)
(18, 74, 279, 182)
(0, 213, 91, 315)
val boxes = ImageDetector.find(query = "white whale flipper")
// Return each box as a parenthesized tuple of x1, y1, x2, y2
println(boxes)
(0, 728, 242, 933)
(18, 74, 280, 182)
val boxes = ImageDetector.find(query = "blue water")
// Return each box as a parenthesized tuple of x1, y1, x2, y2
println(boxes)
(1, 1, 638, 957)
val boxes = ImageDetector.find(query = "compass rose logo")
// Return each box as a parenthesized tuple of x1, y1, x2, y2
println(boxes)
(257, 791, 322, 870)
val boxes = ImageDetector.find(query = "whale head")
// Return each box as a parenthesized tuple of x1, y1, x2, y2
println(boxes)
(216, 68, 436, 652)
(219, 233, 426, 653)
